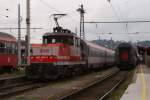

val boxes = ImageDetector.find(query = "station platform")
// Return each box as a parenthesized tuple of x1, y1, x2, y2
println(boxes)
(121, 64, 150, 100)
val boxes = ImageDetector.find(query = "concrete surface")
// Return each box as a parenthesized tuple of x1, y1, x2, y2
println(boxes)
(121, 64, 150, 100)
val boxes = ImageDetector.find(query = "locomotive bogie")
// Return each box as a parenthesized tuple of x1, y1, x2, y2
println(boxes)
(26, 63, 87, 80)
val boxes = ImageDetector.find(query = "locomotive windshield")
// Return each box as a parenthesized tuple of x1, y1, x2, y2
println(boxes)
(43, 36, 73, 45)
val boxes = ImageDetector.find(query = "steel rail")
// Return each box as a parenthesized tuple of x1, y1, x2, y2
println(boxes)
(58, 69, 119, 100)
(99, 77, 125, 100)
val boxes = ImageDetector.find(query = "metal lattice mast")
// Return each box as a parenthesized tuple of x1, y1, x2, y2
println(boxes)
(77, 4, 85, 39)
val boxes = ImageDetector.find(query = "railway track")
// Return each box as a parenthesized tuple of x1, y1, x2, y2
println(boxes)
(0, 75, 26, 86)
(0, 80, 47, 99)
(0, 67, 120, 99)
(0, 75, 43, 99)
(59, 71, 127, 100)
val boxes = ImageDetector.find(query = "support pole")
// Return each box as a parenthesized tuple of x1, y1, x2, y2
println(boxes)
(18, 4, 21, 66)
(26, 0, 30, 65)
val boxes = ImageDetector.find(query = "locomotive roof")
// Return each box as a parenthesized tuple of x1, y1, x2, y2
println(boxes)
(43, 32, 78, 37)
(43, 27, 80, 38)
(0, 32, 16, 42)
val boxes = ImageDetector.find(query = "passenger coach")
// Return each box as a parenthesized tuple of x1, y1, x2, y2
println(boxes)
(0, 32, 17, 72)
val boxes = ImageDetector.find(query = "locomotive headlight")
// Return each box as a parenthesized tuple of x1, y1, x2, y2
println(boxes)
(49, 56, 52, 59)
(31, 57, 34, 59)
(36, 56, 40, 59)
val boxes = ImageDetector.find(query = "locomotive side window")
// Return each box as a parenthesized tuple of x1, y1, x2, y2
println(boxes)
(75, 38, 78, 47)
(44, 38, 48, 44)
(52, 38, 56, 43)
(74, 38, 80, 47)
(68, 37, 73, 45)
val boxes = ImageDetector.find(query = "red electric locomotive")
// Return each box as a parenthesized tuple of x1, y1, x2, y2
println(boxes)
(25, 27, 115, 79)
(0, 32, 17, 72)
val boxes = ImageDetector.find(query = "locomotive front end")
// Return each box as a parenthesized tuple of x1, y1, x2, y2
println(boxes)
(26, 43, 62, 79)
(25, 28, 82, 80)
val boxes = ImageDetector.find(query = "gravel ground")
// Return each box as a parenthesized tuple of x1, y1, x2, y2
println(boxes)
(6, 67, 118, 100)
(0, 70, 24, 78)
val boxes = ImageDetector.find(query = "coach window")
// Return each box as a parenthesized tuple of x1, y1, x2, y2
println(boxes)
(6, 43, 8, 54)
(12, 43, 17, 54)
(4, 42, 7, 53)
(0, 42, 5, 53)
(9, 43, 11, 54)
(4, 42, 7, 48)
(11, 43, 14, 54)
(7, 43, 11, 54)
(15, 44, 17, 54)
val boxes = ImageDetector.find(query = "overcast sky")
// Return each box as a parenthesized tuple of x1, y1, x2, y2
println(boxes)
(0, 0, 150, 43)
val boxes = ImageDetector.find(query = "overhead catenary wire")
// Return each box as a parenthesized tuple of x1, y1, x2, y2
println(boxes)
(97, 31, 150, 34)
(39, 0, 63, 13)
(107, 0, 121, 22)
(85, 20, 150, 23)
(107, 0, 132, 41)
(38, 0, 79, 27)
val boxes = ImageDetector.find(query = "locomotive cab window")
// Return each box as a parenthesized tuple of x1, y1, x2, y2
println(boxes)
(43, 36, 73, 45)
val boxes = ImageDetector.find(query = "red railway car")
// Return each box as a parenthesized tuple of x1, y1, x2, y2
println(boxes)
(0, 32, 17, 72)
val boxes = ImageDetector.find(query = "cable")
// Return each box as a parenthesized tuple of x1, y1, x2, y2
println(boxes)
(85, 20, 150, 23)
(107, 0, 121, 21)
(121, 0, 130, 4)
(38, 0, 79, 25)
(38, 0, 63, 13)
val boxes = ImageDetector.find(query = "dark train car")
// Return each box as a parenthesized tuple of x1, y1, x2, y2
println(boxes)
(0, 32, 17, 72)
(25, 27, 115, 80)
(115, 42, 139, 70)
